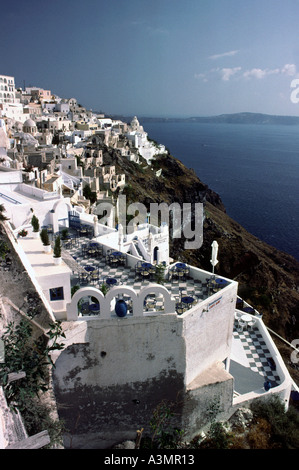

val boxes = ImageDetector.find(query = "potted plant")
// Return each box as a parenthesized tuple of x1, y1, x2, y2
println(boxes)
(100, 283, 109, 295)
(31, 214, 40, 238)
(53, 235, 62, 265)
(18, 229, 28, 238)
(154, 263, 166, 284)
(40, 228, 51, 253)
(61, 228, 69, 240)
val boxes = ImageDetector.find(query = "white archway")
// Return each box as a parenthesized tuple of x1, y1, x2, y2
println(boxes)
(138, 284, 175, 314)
(106, 286, 139, 317)
(50, 199, 73, 233)
(66, 284, 176, 321)
(66, 286, 105, 321)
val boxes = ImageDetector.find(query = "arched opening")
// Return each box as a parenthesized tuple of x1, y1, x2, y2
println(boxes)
(106, 286, 138, 318)
(153, 246, 159, 263)
(139, 285, 175, 315)
(77, 294, 100, 316)
(67, 286, 105, 320)
(143, 292, 163, 312)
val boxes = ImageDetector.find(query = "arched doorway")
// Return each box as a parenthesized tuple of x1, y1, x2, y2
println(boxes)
(153, 246, 159, 263)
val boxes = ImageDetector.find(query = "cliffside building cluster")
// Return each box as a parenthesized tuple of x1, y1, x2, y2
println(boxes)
(0, 74, 298, 449)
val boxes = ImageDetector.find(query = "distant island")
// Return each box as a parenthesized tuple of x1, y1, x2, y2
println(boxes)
(108, 112, 299, 126)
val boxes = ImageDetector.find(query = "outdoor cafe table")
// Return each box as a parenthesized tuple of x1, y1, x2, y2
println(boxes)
(84, 266, 95, 272)
(88, 303, 100, 314)
(181, 296, 195, 307)
(106, 277, 117, 287)
(142, 263, 153, 269)
(175, 263, 186, 270)
(240, 313, 252, 329)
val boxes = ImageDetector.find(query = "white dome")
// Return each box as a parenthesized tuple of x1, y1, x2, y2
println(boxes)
(131, 116, 139, 124)
(23, 118, 36, 128)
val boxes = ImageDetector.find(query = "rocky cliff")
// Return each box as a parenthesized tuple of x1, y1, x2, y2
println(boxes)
(101, 146, 299, 384)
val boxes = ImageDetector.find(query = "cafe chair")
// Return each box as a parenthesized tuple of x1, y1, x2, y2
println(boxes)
(141, 270, 150, 282)
(176, 302, 187, 315)
(79, 301, 90, 316)
(248, 318, 257, 330)
(79, 273, 89, 286)
(237, 319, 246, 332)
(90, 271, 100, 284)
(145, 296, 156, 311)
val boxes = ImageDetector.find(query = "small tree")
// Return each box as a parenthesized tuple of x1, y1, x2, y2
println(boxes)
(155, 263, 166, 284)
(61, 228, 69, 240)
(53, 236, 61, 258)
(83, 183, 97, 204)
(31, 214, 40, 232)
(71, 285, 80, 297)
(40, 228, 50, 246)
(100, 283, 109, 295)
(0, 319, 66, 446)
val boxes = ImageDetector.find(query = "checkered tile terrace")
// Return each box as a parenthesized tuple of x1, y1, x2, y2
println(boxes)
(61, 234, 282, 395)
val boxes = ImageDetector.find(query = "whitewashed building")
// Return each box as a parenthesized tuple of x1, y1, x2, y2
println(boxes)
(0, 176, 295, 448)
(125, 116, 167, 163)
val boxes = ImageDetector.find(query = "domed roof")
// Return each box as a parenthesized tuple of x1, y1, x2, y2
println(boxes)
(23, 118, 36, 128)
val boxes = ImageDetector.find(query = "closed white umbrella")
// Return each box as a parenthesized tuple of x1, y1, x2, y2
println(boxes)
(210, 240, 219, 273)
(118, 223, 123, 251)
(93, 216, 98, 237)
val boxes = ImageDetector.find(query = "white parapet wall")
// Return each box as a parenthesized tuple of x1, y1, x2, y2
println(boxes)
(4, 221, 71, 320)
(182, 281, 238, 385)
(3, 221, 56, 322)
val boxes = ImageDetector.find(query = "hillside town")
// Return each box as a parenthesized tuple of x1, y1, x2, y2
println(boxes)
(0, 74, 167, 212)
(0, 73, 298, 450)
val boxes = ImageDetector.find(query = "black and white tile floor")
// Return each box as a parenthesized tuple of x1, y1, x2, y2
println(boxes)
(232, 324, 281, 387)
(67, 237, 211, 305)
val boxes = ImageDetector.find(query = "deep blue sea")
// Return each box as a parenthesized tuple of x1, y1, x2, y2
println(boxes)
(142, 121, 299, 261)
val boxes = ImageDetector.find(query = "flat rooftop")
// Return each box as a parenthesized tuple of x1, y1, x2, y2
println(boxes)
(65, 235, 220, 310)
(59, 232, 282, 397)
(19, 237, 71, 278)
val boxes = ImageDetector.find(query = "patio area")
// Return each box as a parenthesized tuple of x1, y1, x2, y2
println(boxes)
(60, 233, 224, 314)
(230, 322, 281, 396)
(58, 229, 283, 397)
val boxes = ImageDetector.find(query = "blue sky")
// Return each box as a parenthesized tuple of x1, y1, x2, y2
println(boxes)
(1, 0, 299, 117)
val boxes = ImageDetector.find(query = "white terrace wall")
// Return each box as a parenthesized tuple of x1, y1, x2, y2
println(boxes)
(53, 282, 238, 449)
(52, 314, 187, 448)
(3, 221, 56, 322)
(182, 281, 238, 385)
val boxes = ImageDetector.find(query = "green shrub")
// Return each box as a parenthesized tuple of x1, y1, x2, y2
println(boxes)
(31, 214, 40, 232)
(250, 396, 299, 448)
(53, 236, 61, 258)
(40, 228, 50, 246)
